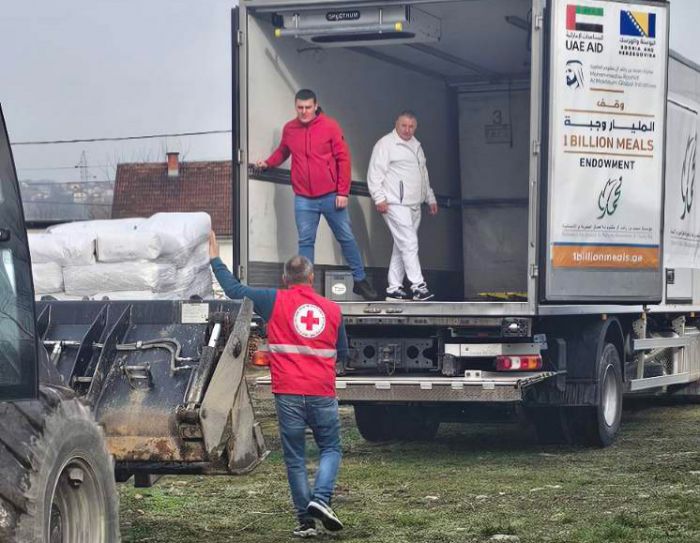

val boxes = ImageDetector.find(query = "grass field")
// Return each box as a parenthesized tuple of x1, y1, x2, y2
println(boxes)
(120, 396, 700, 543)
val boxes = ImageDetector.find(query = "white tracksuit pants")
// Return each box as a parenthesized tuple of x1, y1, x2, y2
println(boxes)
(383, 204, 424, 291)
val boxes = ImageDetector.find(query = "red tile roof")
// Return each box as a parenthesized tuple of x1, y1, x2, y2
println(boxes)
(112, 160, 233, 235)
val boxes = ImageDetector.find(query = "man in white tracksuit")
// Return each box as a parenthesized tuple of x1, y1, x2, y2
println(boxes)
(367, 111, 438, 301)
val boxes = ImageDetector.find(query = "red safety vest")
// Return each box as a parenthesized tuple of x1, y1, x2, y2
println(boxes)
(266, 284, 341, 397)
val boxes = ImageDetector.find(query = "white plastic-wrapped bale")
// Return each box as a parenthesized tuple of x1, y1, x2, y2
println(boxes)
(96, 231, 162, 262)
(167, 240, 213, 299)
(138, 212, 211, 266)
(63, 261, 177, 296)
(28, 233, 96, 266)
(47, 217, 144, 237)
(36, 292, 90, 301)
(32, 262, 64, 294)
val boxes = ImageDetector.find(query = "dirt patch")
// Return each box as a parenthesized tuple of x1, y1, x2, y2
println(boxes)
(120, 395, 700, 542)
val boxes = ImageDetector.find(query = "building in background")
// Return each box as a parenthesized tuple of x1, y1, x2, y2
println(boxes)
(21, 180, 114, 228)
(112, 153, 234, 269)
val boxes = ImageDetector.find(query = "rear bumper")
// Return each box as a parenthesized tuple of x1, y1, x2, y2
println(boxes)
(255, 371, 558, 403)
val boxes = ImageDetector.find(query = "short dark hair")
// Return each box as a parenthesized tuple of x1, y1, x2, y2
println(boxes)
(397, 110, 417, 121)
(283, 255, 314, 285)
(295, 89, 317, 102)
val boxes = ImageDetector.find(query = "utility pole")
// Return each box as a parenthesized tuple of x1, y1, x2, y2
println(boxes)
(76, 150, 89, 182)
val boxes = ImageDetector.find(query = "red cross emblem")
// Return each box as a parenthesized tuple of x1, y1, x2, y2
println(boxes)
(293, 304, 326, 338)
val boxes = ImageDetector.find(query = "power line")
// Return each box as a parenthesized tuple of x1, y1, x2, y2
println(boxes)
(12, 129, 232, 146)
(18, 165, 107, 171)
(20, 180, 113, 185)
(23, 202, 112, 207)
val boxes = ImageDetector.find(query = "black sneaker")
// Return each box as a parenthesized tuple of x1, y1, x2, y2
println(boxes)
(386, 287, 410, 301)
(307, 500, 344, 532)
(293, 520, 317, 538)
(353, 279, 378, 301)
(411, 283, 435, 301)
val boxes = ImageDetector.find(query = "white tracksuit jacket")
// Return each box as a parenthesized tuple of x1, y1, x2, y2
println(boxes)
(366, 130, 436, 207)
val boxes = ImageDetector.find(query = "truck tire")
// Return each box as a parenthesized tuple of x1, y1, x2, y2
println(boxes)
(391, 407, 440, 441)
(0, 387, 120, 543)
(354, 405, 440, 442)
(569, 343, 623, 447)
(353, 405, 395, 442)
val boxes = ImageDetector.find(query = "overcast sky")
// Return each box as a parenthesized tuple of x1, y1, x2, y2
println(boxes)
(1, 0, 698, 183)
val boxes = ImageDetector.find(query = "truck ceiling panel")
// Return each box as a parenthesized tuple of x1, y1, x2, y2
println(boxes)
(249, 0, 532, 77)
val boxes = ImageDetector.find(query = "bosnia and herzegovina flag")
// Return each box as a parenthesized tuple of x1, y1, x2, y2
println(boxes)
(620, 10, 657, 38)
(566, 5, 604, 34)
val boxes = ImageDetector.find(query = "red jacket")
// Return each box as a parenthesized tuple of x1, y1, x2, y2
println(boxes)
(266, 284, 342, 397)
(265, 113, 351, 197)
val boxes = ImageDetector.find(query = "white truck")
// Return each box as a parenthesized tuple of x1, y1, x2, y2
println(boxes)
(239, 0, 700, 446)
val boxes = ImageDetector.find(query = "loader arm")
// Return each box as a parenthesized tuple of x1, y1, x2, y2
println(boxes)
(35, 297, 268, 479)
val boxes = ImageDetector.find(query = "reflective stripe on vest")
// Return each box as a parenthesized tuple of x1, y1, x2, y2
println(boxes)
(260, 343, 337, 359)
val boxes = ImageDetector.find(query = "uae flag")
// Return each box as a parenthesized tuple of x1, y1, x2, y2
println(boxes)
(566, 5, 604, 33)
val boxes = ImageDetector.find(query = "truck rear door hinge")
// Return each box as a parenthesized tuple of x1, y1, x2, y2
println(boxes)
(532, 140, 541, 155)
(534, 14, 544, 30)
(236, 148, 243, 164)
(530, 264, 539, 278)
(236, 30, 244, 47)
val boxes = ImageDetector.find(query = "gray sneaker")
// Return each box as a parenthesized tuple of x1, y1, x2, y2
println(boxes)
(386, 287, 410, 301)
(307, 500, 344, 532)
(411, 283, 435, 301)
(293, 520, 317, 538)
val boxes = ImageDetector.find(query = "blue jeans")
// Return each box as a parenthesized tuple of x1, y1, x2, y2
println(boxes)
(294, 193, 366, 281)
(274, 394, 342, 522)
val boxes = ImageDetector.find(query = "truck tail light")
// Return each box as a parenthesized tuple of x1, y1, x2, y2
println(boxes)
(495, 355, 542, 371)
(252, 350, 270, 367)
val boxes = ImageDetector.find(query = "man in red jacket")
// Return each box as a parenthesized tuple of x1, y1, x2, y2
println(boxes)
(256, 89, 377, 301)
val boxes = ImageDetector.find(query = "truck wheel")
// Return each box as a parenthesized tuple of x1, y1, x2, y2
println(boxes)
(353, 405, 395, 442)
(570, 343, 623, 447)
(0, 387, 120, 542)
(391, 407, 440, 441)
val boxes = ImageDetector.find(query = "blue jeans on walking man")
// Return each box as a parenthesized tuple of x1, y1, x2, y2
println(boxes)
(274, 394, 342, 523)
(294, 193, 366, 281)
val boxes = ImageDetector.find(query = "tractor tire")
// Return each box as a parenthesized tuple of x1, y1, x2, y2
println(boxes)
(569, 343, 623, 447)
(353, 404, 396, 442)
(0, 386, 120, 543)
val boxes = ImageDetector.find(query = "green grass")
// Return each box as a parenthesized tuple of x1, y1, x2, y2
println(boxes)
(120, 398, 700, 542)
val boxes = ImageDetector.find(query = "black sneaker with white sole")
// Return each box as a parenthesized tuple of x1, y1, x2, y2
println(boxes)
(307, 500, 344, 532)
(293, 520, 317, 538)
(411, 283, 435, 301)
(353, 279, 378, 301)
(385, 287, 410, 301)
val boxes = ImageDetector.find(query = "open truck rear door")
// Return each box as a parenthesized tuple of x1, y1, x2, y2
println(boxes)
(541, 0, 670, 303)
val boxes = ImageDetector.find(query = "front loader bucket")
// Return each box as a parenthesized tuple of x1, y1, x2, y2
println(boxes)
(35, 298, 267, 479)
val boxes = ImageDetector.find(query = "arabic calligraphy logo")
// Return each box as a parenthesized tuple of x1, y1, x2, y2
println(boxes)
(680, 134, 697, 220)
(598, 176, 622, 219)
(566, 60, 585, 89)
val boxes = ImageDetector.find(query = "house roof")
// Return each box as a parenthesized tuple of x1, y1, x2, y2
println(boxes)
(112, 160, 233, 235)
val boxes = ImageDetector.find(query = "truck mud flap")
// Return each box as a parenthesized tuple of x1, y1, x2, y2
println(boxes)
(257, 371, 558, 403)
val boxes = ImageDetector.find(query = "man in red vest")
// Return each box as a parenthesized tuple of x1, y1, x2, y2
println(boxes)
(209, 231, 346, 538)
